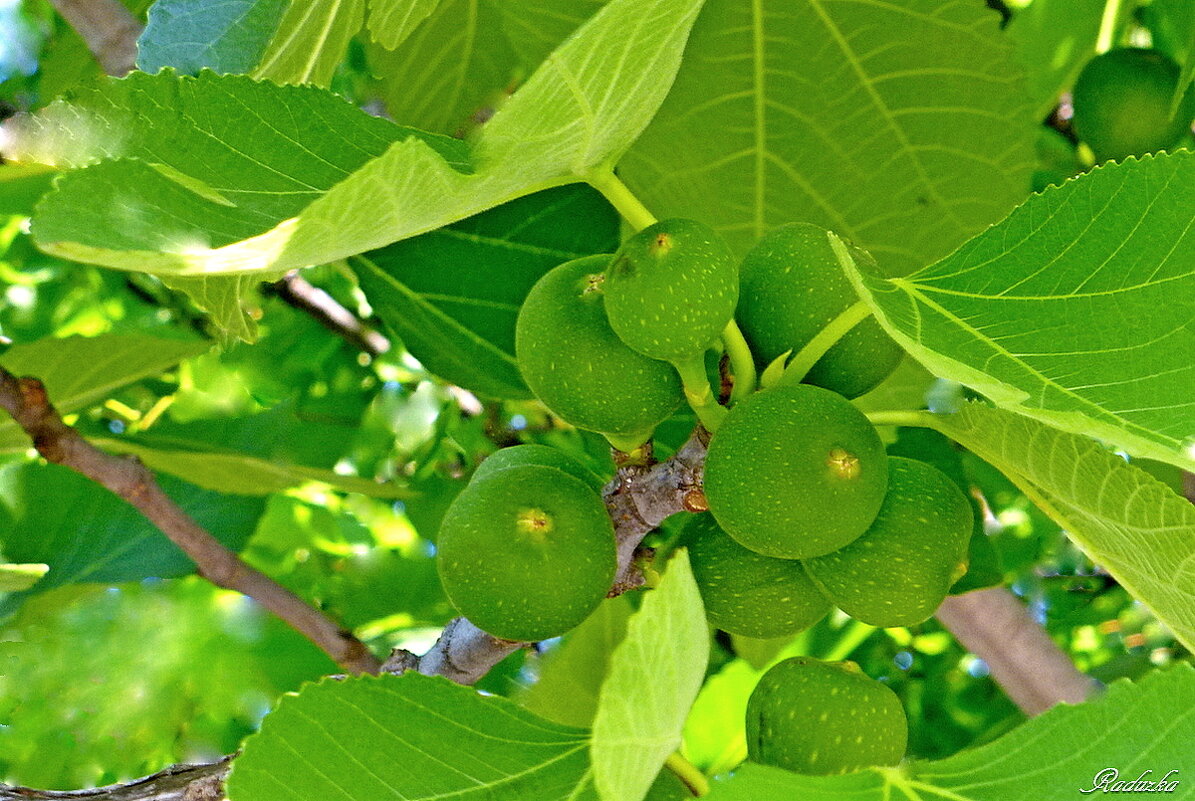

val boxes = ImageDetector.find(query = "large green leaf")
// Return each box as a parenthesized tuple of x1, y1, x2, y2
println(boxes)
(842, 153, 1195, 471)
(620, 0, 1036, 272)
(592, 550, 709, 801)
(226, 673, 599, 800)
(352, 184, 619, 399)
(707, 663, 1195, 799)
(0, 461, 265, 598)
(919, 403, 1195, 653)
(0, 334, 210, 453)
(9, 70, 467, 251)
(252, 0, 365, 86)
(365, 0, 443, 49)
(138, 0, 288, 76)
(366, 0, 514, 136)
(9, 0, 704, 339)
(5, 71, 464, 336)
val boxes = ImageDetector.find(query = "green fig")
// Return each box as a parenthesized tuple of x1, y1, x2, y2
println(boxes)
(704, 383, 888, 559)
(686, 514, 830, 638)
(746, 657, 907, 775)
(437, 464, 615, 641)
(1072, 48, 1195, 163)
(515, 255, 683, 446)
(737, 223, 902, 399)
(473, 444, 604, 490)
(604, 219, 738, 363)
(803, 457, 973, 627)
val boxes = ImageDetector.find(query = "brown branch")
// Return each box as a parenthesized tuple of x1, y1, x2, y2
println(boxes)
(936, 587, 1098, 715)
(266, 273, 391, 357)
(0, 367, 382, 676)
(1, 759, 229, 801)
(48, 0, 142, 77)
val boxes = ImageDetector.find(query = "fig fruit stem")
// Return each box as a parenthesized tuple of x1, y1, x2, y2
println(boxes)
(721, 320, 757, 402)
(665, 752, 710, 797)
(1095, 0, 1122, 54)
(673, 352, 728, 431)
(779, 300, 872, 386)
(587, 168, 659, 232)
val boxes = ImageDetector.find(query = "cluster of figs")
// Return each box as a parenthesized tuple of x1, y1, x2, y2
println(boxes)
(436, 218, 976, 775)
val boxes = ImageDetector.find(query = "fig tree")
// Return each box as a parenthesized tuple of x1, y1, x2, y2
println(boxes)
(746, 657, 907, 775)
(704, 383, 888, 559)
(604, 218, 738, 364)
(473, 444, 603, 490)
(737, 223, 902, 399)
(1072, 48, 1195, 163)
(437, 464, 615, 642)
(515, 255, 682, 447)
(803, 457, 973, 627)
(686, 514, 830, 638)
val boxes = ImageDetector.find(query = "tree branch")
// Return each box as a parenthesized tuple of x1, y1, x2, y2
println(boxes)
(0, 759, 229, 801)
(48, 0, 142, 77)
(266, 273, 392, 357)
(935, 587, 1098, 715)
(0, 367, 382, 675)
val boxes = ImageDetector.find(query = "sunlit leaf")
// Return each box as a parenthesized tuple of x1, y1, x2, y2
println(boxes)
(925, 403, 1195, 653)
(226, 673, 598, 800)
(843, 153, 1195, 470)
(592, 551, 709, 801)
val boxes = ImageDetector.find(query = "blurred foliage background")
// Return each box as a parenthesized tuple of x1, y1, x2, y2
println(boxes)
(0, 0, 1188, 790)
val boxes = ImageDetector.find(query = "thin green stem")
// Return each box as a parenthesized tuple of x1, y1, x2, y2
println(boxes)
(864, 410, 938, 429)
(1095, 0, 1123, 54)
(780, 300, 872, 386)
(587, 168, 659, 232)
(721, 320, 757, 402)
(665, 752, 711, 797)
(673, 353, 728, 432)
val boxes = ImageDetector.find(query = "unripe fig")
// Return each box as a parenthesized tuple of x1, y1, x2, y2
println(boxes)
(704, 383, 888, 558)
(473, 444, 603, 490)
(516, 255, 682, 445)
(686, 514, 830, 638)
(737, 223, 902, 399)
(746, 657, 907, 775)
(803, 457, 973, 627)
(604, 219, 738, 363)
(1072, 48, 1195, 163)
(437, 464, 615, 641)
